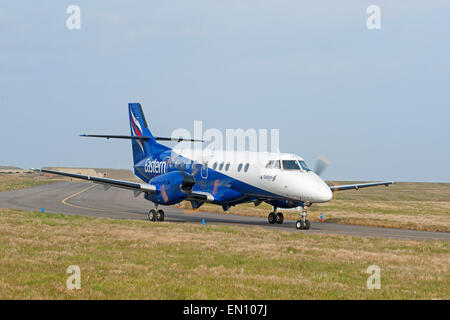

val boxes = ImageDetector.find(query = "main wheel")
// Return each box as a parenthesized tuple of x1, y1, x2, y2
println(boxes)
(148, 209, 157, 221)
(156, 209, 165, 222)
(276, 212, 284, 224)
(268, 212, 276, 224)
(296, 220, 304, 230)
(304, 219, 310, 230)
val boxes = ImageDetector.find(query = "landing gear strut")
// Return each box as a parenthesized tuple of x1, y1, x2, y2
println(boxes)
(148, 206, 165, 222)
(268, 207, 284, 225)
(296, 202, 311, 230)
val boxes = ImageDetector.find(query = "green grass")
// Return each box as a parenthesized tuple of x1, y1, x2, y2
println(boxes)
(0, 209, 448, 299)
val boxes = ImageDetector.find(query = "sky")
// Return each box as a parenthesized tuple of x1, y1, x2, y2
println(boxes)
(0, 1, 449, 182)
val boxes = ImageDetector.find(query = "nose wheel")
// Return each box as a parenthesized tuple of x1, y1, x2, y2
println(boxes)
(296, 219, 310, 230)
(296, 203, 311, 230)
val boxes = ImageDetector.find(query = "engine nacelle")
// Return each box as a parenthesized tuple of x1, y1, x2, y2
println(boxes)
(145, 171, 195, 205)
(212, 188, 244, 203)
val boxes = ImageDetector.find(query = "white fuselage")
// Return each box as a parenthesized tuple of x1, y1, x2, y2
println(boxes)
(175, 148, 333, 203)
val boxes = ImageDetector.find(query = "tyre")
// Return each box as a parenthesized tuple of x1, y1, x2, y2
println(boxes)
(156, 209, 165, 222)
(268, 212, 276, 224)
(304, 219, 310, 230)
(148, 209, 157, 221)
(276, 212, 284, 224)
(296, 220, 304, 230)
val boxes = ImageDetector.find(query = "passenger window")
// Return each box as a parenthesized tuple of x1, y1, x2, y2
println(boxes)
(219, 162, 224, 171)
(244, 163, 249, 172)
(225, 163, 230, 171)
(265, 160, 274, 168)
(273, 160, 281, 169)
(237, 163, 243, 172)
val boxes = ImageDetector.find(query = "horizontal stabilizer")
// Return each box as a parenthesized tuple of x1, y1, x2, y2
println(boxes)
(80, 134, 150, 140)
(81, 134, 204, 142)
(155, 137, 204, 142)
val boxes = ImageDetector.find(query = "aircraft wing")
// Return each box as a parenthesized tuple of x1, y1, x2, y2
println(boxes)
(38, 169, 157, 194)
(329, 181, 394, 191)
(37, 169, 214, 201)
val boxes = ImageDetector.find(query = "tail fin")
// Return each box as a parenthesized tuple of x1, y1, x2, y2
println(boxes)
(128, 103, 156, 165)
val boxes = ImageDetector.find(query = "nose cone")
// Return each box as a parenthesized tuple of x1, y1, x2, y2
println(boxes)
(288, 171, 333, 203)
(316, 183, 333, 202)
(311, 173, 333, 203)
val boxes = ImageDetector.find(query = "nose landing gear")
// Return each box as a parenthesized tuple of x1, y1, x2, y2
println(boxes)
(296, 202, 311, 230)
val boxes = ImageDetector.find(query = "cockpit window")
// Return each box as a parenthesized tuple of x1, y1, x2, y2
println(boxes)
(273, 160, 281, 169)
(265, 160, 274, 168)
(282, 160, 301, 170)
(298, 160, 311, 171)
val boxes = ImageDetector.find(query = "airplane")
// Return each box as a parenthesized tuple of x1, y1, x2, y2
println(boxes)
(37, 103, 394, 230)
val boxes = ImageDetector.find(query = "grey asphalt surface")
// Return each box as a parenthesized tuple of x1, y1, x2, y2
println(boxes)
(0, 181, 449, 241)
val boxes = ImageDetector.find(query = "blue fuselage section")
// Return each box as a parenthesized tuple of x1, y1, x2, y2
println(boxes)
(133, 146, 301, 208)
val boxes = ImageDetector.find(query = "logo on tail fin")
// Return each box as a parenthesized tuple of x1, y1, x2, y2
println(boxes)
(130, 109, 145, 154)
(130, 110, 143, 137)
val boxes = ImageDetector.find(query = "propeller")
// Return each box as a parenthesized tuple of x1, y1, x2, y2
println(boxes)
(313, 155, 339, 199)
(314, 156, 330, 177)
(181, 173, 195, 192)
(170, 154, 196, 192)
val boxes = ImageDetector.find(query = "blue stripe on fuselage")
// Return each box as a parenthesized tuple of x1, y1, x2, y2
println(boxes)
(134, 151, 286, 205)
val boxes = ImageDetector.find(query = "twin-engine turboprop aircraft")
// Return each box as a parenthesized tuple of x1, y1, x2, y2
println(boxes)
(38, 103, 393, 230)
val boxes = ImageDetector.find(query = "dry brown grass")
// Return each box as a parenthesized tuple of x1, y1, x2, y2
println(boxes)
(0, 172, 67, 192)
(179, 182, 450, 232)
(0, 208, 448, 299)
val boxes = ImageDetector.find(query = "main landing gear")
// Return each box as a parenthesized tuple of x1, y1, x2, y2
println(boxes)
(148, 206, 165, 222)
(296, 203, 311, 230)
(268, 207, 284, 225)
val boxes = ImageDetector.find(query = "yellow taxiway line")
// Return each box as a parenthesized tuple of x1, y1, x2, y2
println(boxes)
(61, 184, 143, 217)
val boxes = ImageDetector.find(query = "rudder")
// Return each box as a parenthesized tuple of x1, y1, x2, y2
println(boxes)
(128, 103, 156, 165)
